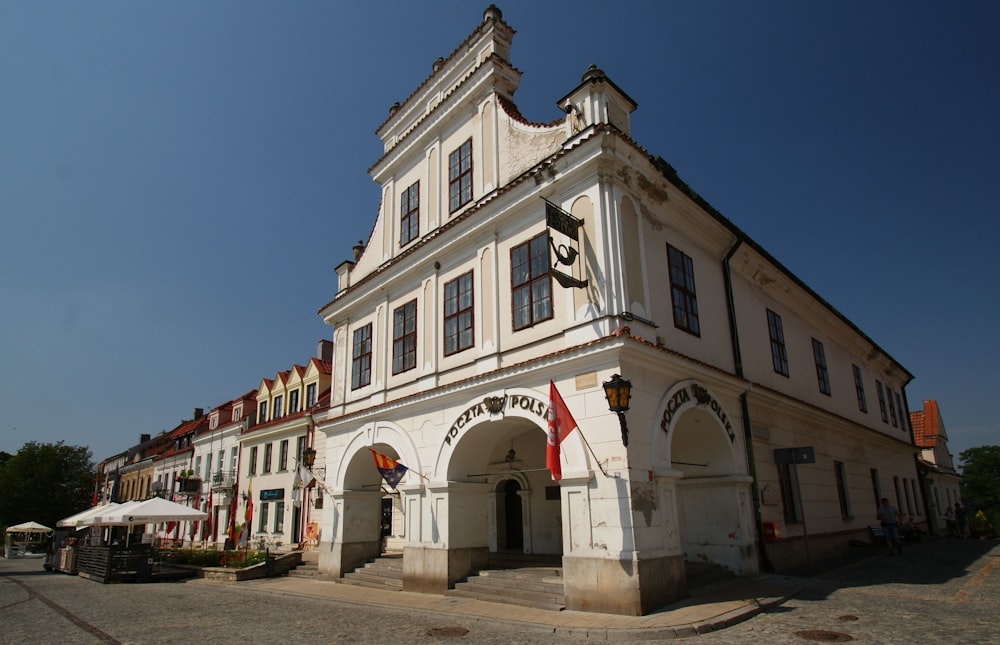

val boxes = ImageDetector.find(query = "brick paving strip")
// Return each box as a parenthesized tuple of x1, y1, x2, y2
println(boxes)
(3, 576, 122, 644)
(953, 553, 1000, 604)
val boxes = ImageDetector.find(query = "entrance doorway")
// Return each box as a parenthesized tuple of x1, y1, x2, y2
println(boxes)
(497, 479, 523, 551)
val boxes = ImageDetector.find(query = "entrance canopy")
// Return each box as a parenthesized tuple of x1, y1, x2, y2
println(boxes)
(92, 497, 206, 526)
(6, 521, 53, 534)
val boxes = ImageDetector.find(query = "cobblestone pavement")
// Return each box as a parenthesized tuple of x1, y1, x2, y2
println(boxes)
(688, 538, 1000, 644)
(1, 538, 996, 644)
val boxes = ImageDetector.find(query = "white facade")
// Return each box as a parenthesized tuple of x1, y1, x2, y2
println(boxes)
(314, 7, 920, 615)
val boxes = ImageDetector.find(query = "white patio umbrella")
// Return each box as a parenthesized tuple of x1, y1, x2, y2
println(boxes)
(93, 497, 206, 526)
(5, 521, 53, 534)
(57, 503, 121, 528)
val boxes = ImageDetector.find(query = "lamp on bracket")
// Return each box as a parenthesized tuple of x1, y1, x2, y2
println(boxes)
(602, 373, 633, 447)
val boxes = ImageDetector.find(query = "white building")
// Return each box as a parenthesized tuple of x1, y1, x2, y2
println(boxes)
(314, 6, 920, 615)
(911, 399, 962, 534)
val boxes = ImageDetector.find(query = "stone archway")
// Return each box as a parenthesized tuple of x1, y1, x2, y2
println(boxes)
(657, 381, 753, 574)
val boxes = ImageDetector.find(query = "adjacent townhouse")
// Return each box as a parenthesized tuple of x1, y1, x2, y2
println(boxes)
(312, 6, 922, 616)
(192, 391, 257, 547)
(237, 341, 332, 550)
(910, 399, 963, 534)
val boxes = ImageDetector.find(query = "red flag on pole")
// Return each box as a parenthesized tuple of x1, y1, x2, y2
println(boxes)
(546, 381, 579, 481)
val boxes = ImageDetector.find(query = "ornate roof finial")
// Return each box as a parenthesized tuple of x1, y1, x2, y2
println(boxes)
(483, 4, 503, 23)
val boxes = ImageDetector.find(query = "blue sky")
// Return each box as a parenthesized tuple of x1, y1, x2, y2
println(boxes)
(1, 1, 997, 465)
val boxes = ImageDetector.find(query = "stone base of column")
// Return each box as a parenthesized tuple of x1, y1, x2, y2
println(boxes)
(402, 545, 488, 593)
(563, 553, 686, 615)
(318, 539, 381, 578)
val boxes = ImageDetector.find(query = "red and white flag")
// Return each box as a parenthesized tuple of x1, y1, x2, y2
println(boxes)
(546, 381, 579, 481)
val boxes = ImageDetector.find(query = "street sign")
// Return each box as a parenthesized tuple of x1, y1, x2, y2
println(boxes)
(773, 446, 815, 466)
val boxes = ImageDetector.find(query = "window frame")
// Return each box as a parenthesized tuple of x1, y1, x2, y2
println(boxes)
(876, 380, 888, 423)
(853, 364, 867, 413)
(666, 243, 701, 336)
(766, 309, 789, 376)
(306, 383, 317, 408)
(811, 338, 831, 395)
(444, 271, 475, 355)
(392, 299, 418, 375)
(511, 233, 553, 331)
(262, 443, 273, 473)
(834, 460, 853, 519)
(248, 446, 258, 476)
(288, 390, 299, 414)
(448, 139, 473, 213)
(400, 180, 420, 246)
(888, 387, 898, 427)
(351, 324, 373, 390)
(777, 462, 803, 523)
(278, 439, 289, 472)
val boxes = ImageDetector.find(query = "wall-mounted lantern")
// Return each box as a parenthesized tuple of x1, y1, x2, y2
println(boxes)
(603, 373, 632, 447)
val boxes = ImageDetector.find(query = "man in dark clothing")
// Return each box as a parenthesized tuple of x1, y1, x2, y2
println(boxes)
(877, 498, 903, 555)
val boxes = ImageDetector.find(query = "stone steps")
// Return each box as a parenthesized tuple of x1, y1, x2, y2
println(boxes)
(448, 561, 565, 612)
(340, 555, 404, 590)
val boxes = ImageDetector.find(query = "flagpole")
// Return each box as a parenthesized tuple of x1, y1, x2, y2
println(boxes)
(575, 429, 610, 477)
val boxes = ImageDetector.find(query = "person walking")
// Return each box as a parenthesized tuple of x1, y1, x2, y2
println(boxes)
(955, 502, 967, 538)
(877, 497, 904, 555)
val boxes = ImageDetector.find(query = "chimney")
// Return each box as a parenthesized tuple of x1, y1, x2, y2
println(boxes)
(193, 407, 204, 419)
(140, 433, 150, 444)
(317, 339, 333, 362)
(352, 240, 365, 261)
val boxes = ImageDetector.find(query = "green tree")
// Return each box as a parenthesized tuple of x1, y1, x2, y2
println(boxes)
(959, 445, 1000, 534)
(0, 441, 95, 529)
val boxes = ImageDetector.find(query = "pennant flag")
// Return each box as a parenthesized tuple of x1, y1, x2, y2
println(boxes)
(546, 380, 580, 482)
(369, 448, 409, 489)
(298, 463, 315, 489)
(204, 489, 213, 540)
(241, 478, 254, 544)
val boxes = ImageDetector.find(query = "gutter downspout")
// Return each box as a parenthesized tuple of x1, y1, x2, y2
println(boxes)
(724, 236, 773, 572)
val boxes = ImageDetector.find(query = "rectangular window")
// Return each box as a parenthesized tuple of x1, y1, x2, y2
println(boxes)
(870, 468, 881, 507)
(263, 443, 273, 473)
(767, 309, 789, 376)
(233, 405, 242, 422)
(876, 380, 888, 423)
(910, 479, 921, 516)
(259, 502, 269, 533)
(275, 501, 285, 533)
(448, 139, 473, 213)
(248, 446, 258, 476)
(903, 478, 913, 515)
(812, 338, 831, 395)
(288, 390, 299, 414)
(272, 395, 283, 420)
(296, 436, 306, 464)
(194, 456, 202, 478)
(777, 463, 803, 523)
(853, 365, 867, 413)
(400, 181, 419, 246)
(511, 233, 553, 330)
(666, 243, 700, 335)
(279, 440, 289, 471)
(351, 324, 373, 389)
(217, 450, 224, 475)
(444, 271, 475, 355)
(834, 461, 852, 519)
(897, 393, 909, 433)
(887, 387, 898, 427)
(306, 383, 317, 408)
(893, 476, 903, 512)
(231, 447, 239, 472)
(392, 299, 418, 374)
(258, 401, 267, 424)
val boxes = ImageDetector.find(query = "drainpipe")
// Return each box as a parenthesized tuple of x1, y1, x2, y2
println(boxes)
(723, 237, 773, 572)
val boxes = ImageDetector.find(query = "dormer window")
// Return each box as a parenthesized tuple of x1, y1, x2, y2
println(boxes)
(233, 405, 242, 422)
(448, 139, 473, 213)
